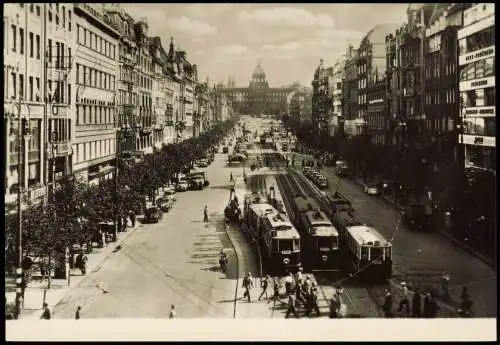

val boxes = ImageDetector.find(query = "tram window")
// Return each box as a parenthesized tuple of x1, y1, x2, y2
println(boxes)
(293, 239, 300, 250)
(361, 246, 369, 260)
(332, 237, 338, 249)
(317, 236, 331, 249)
(370, 247, 384, 261)
(385, 247, 392, 260)
(271, 238, 279, 252)
(280, 239, 293, 252)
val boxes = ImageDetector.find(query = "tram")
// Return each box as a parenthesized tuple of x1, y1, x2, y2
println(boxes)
(332, 210, 392, 281)
(243, 193, 301, 273)
(293, 196, 340, 270)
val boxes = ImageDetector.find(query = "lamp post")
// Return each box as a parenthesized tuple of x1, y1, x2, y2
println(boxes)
(7, 97, 31, 319)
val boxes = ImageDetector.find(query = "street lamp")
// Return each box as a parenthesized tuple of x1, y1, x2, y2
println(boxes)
(7, 97, 31, 319)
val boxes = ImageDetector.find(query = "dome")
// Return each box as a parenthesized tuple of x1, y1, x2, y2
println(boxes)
(252, 62, 266, 78)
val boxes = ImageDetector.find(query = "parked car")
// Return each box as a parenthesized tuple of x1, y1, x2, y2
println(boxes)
(363, 183, 380, 196)
(196, 159, 208, 168)
(316, 176, 329, 189)
(222, 146, 229, 154)
(402, 202, 433, 230)
(188, 171, 208, 190)
(163, 187, 177, 202)
(176, 179, 189, 192)
(156, 197, 173, 212)
(144, 206, 163, 223)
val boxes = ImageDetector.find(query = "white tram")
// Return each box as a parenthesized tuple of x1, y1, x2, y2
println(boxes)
(333, 210, 392, 280)
(243, 193, 301, 273)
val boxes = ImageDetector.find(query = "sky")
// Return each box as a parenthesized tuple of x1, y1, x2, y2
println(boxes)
(119, 3, 409, 87)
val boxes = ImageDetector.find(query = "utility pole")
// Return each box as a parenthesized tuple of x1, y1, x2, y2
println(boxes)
(9, 98, 30, 319)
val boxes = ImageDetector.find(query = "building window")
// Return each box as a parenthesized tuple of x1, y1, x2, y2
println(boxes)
(36, 5, 40, 16)
(35, 77, 40, 101)
(68, 10, 72, 31)
(475, 59, 485, 79)
(484, 57, 494, 77)
(28, 31, 34, 58)
(29, 76, 33, 101)
(35, 34, 40, 59)
(484, 87, 495, 106)
(19, 74, 24, 99)
(62, 6, 66, 27)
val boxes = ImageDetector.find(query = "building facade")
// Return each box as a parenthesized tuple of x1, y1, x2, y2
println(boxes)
(330, 57, 344, 135)
(424, 4, 471, 169)
(458, 3, 495, 172)
(357, 23, 399, 145)
(289, 89, 313, 123)
(312, 59, 334, 135)
(73, 4, 120, 184)
(221, 62, 295, 116)
(342, 45, 359, 137)
(4, 3, 75, 207)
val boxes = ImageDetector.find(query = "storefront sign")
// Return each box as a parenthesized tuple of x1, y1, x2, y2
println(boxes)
(464, 107, 495, 116)
(459, 76, 495, 91)
(461, 134, 495, 147)
(459, 46, 495, 66)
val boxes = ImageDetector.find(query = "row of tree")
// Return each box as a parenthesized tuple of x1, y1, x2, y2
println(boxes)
(283, 116, 440, 202)
(5, 118, 238, 276)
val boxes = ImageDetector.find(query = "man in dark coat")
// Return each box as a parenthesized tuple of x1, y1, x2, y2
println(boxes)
(423, 293, 432, 317)
(412, 287, 422, 318)
(382, 289, 393, 318)
(427, 294, 440, 318)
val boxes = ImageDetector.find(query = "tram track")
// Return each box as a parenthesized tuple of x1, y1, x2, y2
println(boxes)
(286, 167, 384, 317)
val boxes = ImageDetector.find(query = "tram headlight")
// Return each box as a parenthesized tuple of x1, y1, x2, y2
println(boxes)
(321, 255, 328, 262)
(283, 258, 290, 265)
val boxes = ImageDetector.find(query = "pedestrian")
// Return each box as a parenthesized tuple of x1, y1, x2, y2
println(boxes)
(203, 205, 209, 222)
(75, 250, 88, 275)
(427, 293, 440, 318)
(412, 287, 422, 318)
(242, 272, 253, 302)
(382, 288, 393, 318)
(258, 275, 270, 301)
(169, 304, 176, 319)
(130, 211, 136, 228)
(268, 277, 281, 305)
(397, 282, 410, 316)
(294, 267, 303, 287)
(441, 271, 450, 297)
(285, 293, 299, 319)
(329, 294, 340, 318)
(75, 306, 81, 319)
(423, 293, 432, 318)
(302, 276, 312, 296)
(229, 172, 234, 183)
(284, 272, 294, 294)
(41, 303, 51, 320)
(305, 288, 320, 317)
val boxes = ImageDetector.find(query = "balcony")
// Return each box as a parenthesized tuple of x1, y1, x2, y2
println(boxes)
(120, 53, 136, 66)
(121, 104, 138, 116)
(48, 103, 70, 117)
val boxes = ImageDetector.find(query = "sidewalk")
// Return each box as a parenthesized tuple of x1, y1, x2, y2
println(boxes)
(6, 220, 142, 320)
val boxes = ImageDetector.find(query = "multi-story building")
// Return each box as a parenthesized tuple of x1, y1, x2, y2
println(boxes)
(150, 36, 167, 149)
(312, 59, 334, 135)
(458, 3, 495, 172)
(357, 23, 399, 145)
(134, 20, 154, 154)
(5, 3, 75, 209)
(289, 89, 313, 123)
(330, 57, 344, 135)
(221, 62, 296, 116)
(104, 4, 139, 157)
(424, 4, 472, 169)
(342, 45, 359, 137)
(73, 4, 120, 184)
(163, 69, 176, 144)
